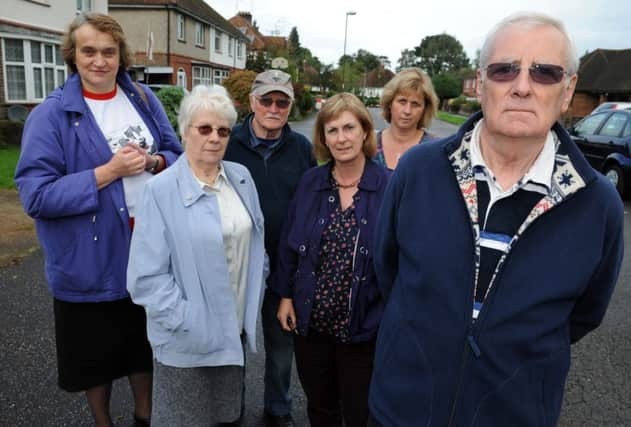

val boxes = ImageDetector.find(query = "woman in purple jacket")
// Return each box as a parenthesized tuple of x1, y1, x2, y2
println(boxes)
(14, 13, 181, 427)
(273, 93, 389, 427)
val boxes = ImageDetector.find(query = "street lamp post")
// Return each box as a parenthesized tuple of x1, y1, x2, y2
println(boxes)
(342, 10, 356, 90)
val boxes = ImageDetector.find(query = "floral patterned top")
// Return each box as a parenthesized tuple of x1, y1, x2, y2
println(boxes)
(309, 180, 360, 343)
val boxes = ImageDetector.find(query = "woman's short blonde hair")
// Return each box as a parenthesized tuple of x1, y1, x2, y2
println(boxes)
(313, 93, 377, 163)
(62, 13, 133, 73)
(380, 68, 439, 129)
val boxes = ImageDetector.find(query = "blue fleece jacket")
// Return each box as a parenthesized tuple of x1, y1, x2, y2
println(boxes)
(15, 71, 182, 302)
(369, 112, 624, 427)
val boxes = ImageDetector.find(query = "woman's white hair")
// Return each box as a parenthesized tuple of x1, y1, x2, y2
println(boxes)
(178, 85, 238, 138)
(479, 11, 579, 76)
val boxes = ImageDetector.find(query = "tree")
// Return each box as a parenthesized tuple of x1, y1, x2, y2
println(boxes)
(415, 34, 469, 76)
(222, 70, 257, 120)
(397, 48, 418, 71)
(432, 73, 461, 103)
(288, 26, 300, 56)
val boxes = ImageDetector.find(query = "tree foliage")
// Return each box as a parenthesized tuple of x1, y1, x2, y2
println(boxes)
(155, 86, 186, 137)
(415, 34, 469, 77)
(222, 70, 257, 120)
(432, 73, 461, 102)
(397, 48, 418, 72)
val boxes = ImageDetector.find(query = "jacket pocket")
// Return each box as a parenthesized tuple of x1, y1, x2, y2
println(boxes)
(372, 316, 433, 425)
(168, 298, 224, 355)
(471, 348, 569, 427)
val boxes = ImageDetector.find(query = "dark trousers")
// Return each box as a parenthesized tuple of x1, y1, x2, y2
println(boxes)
(293, 330, 375, 427)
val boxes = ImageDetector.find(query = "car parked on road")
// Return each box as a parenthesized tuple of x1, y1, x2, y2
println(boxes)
(568, 109, 631, 197)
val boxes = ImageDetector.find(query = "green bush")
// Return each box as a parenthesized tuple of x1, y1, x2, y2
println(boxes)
(155, 87, 186, 137)
(298, 91, 314, 114)
(0, 120, 24, 148)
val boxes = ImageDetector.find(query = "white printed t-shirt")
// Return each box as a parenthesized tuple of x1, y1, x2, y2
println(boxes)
(84, 85, 155, 217)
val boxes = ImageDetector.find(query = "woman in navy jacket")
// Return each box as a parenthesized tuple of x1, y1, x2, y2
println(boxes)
(273, 93, 389, 427)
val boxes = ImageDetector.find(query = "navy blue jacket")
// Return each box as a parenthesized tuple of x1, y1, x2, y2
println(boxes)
(224, 114, 316, 273)
(272, 160, 390, 342)
(369, 113, 624, 426)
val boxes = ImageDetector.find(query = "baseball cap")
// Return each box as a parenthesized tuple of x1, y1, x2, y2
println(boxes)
(251, 70, 294, 99)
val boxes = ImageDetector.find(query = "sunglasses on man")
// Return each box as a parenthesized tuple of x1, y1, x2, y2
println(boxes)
(484, 62, 571, 85)
(189, 124, 232, 138)
(256, 96, 291, 110)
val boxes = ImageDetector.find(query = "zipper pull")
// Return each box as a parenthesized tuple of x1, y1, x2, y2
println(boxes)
(467, 335, 481, 357)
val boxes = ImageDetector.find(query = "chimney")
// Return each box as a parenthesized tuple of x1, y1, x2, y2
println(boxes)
(238, 11, 252, 24)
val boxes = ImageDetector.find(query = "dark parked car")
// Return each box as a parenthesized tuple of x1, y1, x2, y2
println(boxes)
(569, 109, 631, 196)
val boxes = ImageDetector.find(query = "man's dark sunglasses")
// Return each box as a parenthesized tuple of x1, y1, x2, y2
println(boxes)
(485, 62, 570, 85)
(257, 96, 291, 109)
(189, 124, 231, 137)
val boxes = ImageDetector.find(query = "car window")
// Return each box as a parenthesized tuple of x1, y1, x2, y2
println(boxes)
(599, 113, 629, 137)
(574, 113, 608, 136)
(623, 121, 631, 138)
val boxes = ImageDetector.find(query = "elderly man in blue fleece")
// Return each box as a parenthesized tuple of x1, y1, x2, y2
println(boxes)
(368, 11, 624, 427)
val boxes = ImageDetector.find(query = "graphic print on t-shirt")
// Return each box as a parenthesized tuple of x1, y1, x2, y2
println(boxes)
(105, 123, 155, 154)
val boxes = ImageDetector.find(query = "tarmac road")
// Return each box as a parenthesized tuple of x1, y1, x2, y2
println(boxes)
(2, 114, 629, 426)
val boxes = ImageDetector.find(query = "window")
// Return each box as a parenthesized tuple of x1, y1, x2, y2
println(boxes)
(237, 41, 244, 58)
(177, 14, 185, 41)
(195, 22, 205, 47)
(574, 113, 607, 137)
(600, 113, 629, 137)
(177, 68, 187, 89)
(192, 66, 212, 87)
(215, 31, 222, 53)
(2, 38, 66, 102)
(228, 37, 233, 57)
(76, 0, 91, 12)
(213, 69, 228, 85)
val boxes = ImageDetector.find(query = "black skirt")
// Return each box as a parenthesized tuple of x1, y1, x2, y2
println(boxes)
(53, 297, 153, 392)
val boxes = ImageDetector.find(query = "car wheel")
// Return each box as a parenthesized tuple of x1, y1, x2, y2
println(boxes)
(604, 164, 625, 197)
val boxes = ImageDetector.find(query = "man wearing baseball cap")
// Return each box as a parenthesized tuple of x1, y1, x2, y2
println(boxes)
(224, 69, 316, 427)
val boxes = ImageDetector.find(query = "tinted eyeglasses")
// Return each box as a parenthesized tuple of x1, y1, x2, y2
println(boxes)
(256, 96, 291, 109)
(485, 62, 570, 85)
(189, 124, 231, 137)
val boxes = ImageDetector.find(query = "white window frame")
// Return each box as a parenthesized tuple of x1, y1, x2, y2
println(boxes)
(76, 0, 91, 12)
(195, 22, 205, 47)
(228, 37, 233, 57)
(214, 30, 222, 53)
(237, 41, 244, 59)
(213, 69, 228, 85)
(192, 66, 212, 87)
(2, 37, 66, 103)
(177, 14, 185, 41)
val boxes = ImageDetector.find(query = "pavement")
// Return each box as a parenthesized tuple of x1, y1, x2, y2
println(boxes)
(2, 116, 630, 426)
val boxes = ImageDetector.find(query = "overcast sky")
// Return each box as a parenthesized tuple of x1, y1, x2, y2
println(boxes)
(206, 0, 630, 69)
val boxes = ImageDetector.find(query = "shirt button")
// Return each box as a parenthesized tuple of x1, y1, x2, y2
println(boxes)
(361, 218, 367, 224)
(328, 196, 335, 203)
(318, 218, 325, 225)
(74, 122, 79, 127)
(359, 246, 366, 254)
(119, 208, 125, 212)
(299, 245, 306, 252)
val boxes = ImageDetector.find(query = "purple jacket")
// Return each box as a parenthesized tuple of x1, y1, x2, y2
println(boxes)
(272, 159, 390, 342)
(15, 70, 182, 302)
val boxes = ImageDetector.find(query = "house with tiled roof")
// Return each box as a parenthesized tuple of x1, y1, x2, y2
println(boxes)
(358, 66, 395, 99)
(0, 0, 107, 119)
(229, 12, 287, 59)
(568, 48, 631, 120)
(109, 0, 249, 90)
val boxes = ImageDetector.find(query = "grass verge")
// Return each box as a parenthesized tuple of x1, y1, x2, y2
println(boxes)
(437, 111, 468, 126)
(0, 146, 20, 189)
